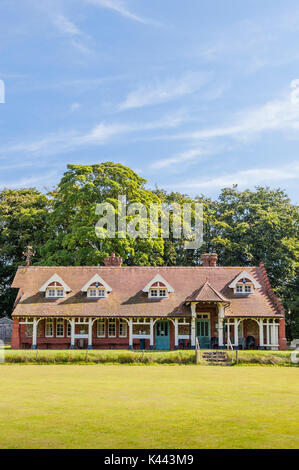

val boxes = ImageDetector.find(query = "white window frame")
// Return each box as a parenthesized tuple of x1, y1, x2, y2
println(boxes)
(119, 320, 127, 338)
(56, 319, 64, 337)
(87, 288, 106, 298)
(149, 288, 168, 298)
(46, 287, 65, 298)
(97, 319, 106, 338)
(45, 319, 54, 338)
(235, 282, 253, 295)
(67, 321, 71, 337)
(108, 319, 116, 338)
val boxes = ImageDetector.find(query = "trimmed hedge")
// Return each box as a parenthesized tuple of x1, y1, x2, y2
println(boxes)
(1, 349, 296, 366)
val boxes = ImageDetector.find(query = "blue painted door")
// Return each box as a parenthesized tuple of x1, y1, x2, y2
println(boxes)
(155, 321, 170, 350)
(196, 319, 210, 349)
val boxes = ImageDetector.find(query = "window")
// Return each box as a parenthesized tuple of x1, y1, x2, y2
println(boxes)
(119, 320, 127, 337)
(235, 282, 253, 294)
(229, 272, 260, 294)
(97, 319, 105, 338)
(56, 319, 64, 337)
(108, 319, 116, 337)
(157, 322, 168, 336)
(45, 319, 54, 337)
(46, 286, 64, 298)
(67, 321, 71, 337)
(149, 288, 168, 298)
(87, 288, 106, 298)
(25, 324, 33, 337)
(197, 321, 209, 337)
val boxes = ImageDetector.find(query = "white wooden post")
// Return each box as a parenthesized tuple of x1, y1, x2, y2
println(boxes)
(218, 319, 224, 347)
(226, 322, 230, 350)
(218, 304, 224, 348)
(88, 318, 93, 349)
(266, 320, 270, 348)
(190, 303, 196, 349)
(32, 318, 37, 349)
(150, 318, 154, 350)
(174, 318, 178, 349)
(271, 322, 278, 349)
(128, 318, 133, 350)
(234, 318, 238, 348)
(70, 318, 75, 349)
(259, 320, 264, 348)
(274, 322, 279, 347)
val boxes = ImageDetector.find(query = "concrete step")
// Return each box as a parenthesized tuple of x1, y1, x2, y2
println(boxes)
(201, 351, 230, 364)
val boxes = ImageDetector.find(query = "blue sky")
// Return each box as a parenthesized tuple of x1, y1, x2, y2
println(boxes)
(1, 0, 299, 202)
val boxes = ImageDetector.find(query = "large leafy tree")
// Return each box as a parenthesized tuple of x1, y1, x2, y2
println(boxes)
(0, 188, 49, 317)
(205, 186, 299, 339)
(2, 164, 298, 339)
(212, 186, 299, 287)
(155, 185, 298, 338)
(40, 162, 164, 266)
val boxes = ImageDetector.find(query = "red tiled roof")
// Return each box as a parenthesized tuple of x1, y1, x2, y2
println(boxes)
(11, 265, 283, 318)
(185, 281, 229, 303)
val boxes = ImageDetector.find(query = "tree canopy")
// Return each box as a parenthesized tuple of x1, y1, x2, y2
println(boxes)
(0, 162, 298, 339)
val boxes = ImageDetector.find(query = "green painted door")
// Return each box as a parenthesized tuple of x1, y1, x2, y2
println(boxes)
(196, 319, 210, 349)
(155, 321, 170, 350)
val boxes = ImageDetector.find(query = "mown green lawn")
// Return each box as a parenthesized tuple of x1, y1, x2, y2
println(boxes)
(0, 365, 298, 449)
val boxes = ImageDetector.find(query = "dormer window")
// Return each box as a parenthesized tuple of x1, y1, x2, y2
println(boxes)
(87, 283, 106, 298)
(81, 274, 112, 299)
(40, 274, 71, 298)
(46, 282, 65, 298)
(149, 284, 168, 298)
(235, 282, 253, 294)
(143, 275, 174, 299)
(229, 271, 261, 295)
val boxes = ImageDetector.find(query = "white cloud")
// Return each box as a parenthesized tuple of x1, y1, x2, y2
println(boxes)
(150, 148, 206, 170)
(159, 80, 299, 143)
(85, 0, 155, 25)
(0, 113, 185, 158)
(119, 73, 206, 110)
(150, 142, 230, 170)
(70, 102, 80, 112)
(169, 162, 299, 191)
(35, 2, 93, 56)
(53, 13, 82, 36)
(0, 171, 58, 190)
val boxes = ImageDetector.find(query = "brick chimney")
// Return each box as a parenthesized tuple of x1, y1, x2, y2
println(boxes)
(209, 253, 218, 267)
(201, 253, 218, 267)
(104, 253, 123, 267)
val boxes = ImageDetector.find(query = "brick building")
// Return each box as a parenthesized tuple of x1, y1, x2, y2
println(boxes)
(10, 253, 287, 350)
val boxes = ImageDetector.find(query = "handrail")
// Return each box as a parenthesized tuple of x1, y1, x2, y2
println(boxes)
(227, 337, 234, 351)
